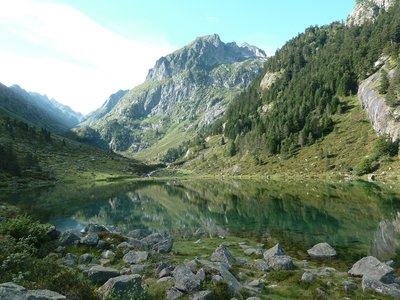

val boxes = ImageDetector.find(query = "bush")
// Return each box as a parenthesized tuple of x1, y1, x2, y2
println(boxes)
(356, 157, 374, 176)
(372, 135, 398, 158)
(207, 281, 234, 300)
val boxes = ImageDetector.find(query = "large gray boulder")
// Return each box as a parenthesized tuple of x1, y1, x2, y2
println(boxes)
(0, 282, 66, 300)
(64, 253, 78, 267)
(173, 265, 201, 292)
(97, 274, 143, 300)
(123, 251, 148, 264)
(87, 265, 120, 284)
(58, 231, 80, 246)
(362, 277, 400, 298)
(307, 243, 337, 258)
(263, 243, 286, 260)
(84, 223, 110, 233)
(153, 237, 173, 253)
(348, 256, 395, 283)
(265, 255, 294, 270)
(80, 232, 99, 246)
(210, 244, 235, 267)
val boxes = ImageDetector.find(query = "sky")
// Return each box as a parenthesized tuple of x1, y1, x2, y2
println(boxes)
(0, 0, 355, 114)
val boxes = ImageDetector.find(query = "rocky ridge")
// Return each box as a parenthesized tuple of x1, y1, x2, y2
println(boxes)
(347, 0, 395, 26)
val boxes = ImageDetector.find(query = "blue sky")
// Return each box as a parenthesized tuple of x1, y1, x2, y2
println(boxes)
(0, 0, 355, 113)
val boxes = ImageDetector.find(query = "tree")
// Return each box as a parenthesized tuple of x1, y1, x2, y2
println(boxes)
(379, 69, 390, 94)
(229, 141, 237, 157)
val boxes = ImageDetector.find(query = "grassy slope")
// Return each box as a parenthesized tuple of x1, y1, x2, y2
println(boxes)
(179, 95, 399, 180)
(0, 108, 155, 189)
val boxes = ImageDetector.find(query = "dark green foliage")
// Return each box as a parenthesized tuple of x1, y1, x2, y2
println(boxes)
(387, 66, 400, 106)
(356, 157, 374, 175)
(379, 69, 390, 94)
(206, 281, 234, 300)
(221, 2, 400, 157)
(229, 140, 237, 157)
(0, 144, 20, 175)
(372, 134, 399, 158)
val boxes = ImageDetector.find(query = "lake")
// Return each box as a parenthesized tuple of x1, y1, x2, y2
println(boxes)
(3, 179, 400, 263)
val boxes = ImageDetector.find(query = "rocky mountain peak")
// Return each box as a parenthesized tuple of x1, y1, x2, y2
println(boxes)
(146, 34, 266, 81)
(347, 0, 395, 26)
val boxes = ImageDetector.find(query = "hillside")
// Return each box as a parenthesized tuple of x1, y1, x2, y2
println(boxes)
(74, 34, 266, 160)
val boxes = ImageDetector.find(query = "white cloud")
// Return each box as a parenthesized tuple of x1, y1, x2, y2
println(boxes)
(0, 0, 174, 114)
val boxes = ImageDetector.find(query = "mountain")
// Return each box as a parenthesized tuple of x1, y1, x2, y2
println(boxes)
(347, 0, 395, 26)
(76, 34, 266, 156)
(0, 83, 83, 133)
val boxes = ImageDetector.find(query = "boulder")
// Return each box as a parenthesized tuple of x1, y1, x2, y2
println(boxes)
(46, 225, 61, 241)
(123, 251, 148, 264)
(98, 274, 143, 300)
(130, 264, 148, 273)
(84, 223, 110, 233)
(64, 253, 78, 267)
(362, 277, 400, 298)
(210, 244, 235, 267)
(126, 228, 151, 239)
(87, 265, 120, 284)
(265, 255, 294, 270)
(194, 228, 206, 237)
(141, 232, 164, 246)
(263, 243, 286, 260)
(158, 276, 174, 284)
(0, 282, 66, 300)
(102, 250, 115, 259)
(79, 253, 93, 264)
(153, 237, 173, 253)
(59, 231, 80, 246)
(125, 238, 148, 251)
(197, 260, 241, 292)
(167, 288, 183, 300)
(348, 256, 395, 283)
(307, 243, 337, 258)
(173, 265, 201, 292)
(196, 268, 206, 282)
(81, 232, 99, 246)
(301, 272, 315, 282)
(254, 259, 270, 272)
(342, 280, 357, 294)
(159, 268, 172, 278)
(190, 290, 212, 300)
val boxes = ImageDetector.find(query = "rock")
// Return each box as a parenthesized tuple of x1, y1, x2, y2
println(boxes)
(245, 279, 264, 292)
(386, 260, 396, 267)
(84, 223, 110, 233)
(190, 290, 212, 300)
(159, 268, 172, 278)
(97, 240, 106, 249)
(301, 272, 315, 282)
(126, 228, 151, 239)
(87, 265, 120, 284)
(316, 288, 329, 298)
(46, 225, 61, 241)
(348, 256, 395, 283)
(305, 267, 337, 277)
(211, 275, 223, 283)
(167, 288, 184, 300)
(254, 259, 270, 272)
(64, 253, 78, 267)
(173, 265, 201, 292)
(368, 174, 376, 182)
(343, 280, 357, 293)
(78, 264, 91, 274)
(59, 231, 80, 246)
(246, 298, 261, 300)
(102, 250, 115, 259)
(210, 244, 235, 267)
(194, 228, 206, 237)
(185, 260, 198, 273)
(130, 264, 148, 273)
(123, 251, 148, 264)
(154, 237, 173, 253)
(100, 259, 111, 266)
(307, 242, 337, 258)
(362, 276, 400, 298)
(198, 260, 241, 292)
(98, 274, 143, 300)
(124, 238, 148, 250)
(156, 262, 171, 277)
(141, 232, 164, 246)
(265, 255, 294, 270)
(79, 253, 93, 264)
(0, 282, 66, 299)
(158, 276, 174, 283)
(120, 268, 131, 275)
(263, 243, 286, 260)
(81, 232, 99, 246)
(196, 268, 206, 282)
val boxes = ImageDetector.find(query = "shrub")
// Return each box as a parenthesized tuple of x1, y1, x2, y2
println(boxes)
(207, 281, 234, 300)
(372, 135, 398, 158)
(356, 157, 374, 176)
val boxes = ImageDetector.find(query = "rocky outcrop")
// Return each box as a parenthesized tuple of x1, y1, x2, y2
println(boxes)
(347, 0, 395, 26)
(260, 71, 282, 90)
(359, 68, 400, 141)
(0, 282, 66, 299)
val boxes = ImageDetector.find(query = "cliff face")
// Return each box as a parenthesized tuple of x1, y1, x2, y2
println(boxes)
(359, 68, 400, 141)
(347, 0, 395, 26)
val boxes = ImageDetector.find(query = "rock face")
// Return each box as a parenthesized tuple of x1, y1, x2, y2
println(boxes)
(307, 243, 337, 258)
(81, 34, 266, 155)
(97, 274, 143, 300)
(359, 68, 400, 141)
(349, 256, 395, 283)
(0, 282, 66, 299)
(347, 0, 395, 26)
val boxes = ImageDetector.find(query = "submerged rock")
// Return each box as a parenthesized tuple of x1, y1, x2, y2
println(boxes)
(307, 242, 337, 258)
(98, 274, 143, 300)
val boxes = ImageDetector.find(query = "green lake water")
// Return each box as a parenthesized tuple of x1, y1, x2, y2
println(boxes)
(3, 179, 400, 263)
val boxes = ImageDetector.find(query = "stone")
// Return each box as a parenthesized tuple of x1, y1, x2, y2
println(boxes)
(348, 256, 395, 283)
(120, 268, 131, 275)
(265, 255, 294, 270)
(316, 288, 329, 298)
(46, 225, 61, 241)
(210, 244, 235, 267)
(254, 259, 270, 272)
(130, 264, 148, 273)
(386, 260, 396, 267)
(59, 231, 80, 246)
(98, 274, 143, 300)
(235, 257, 248, 266)
(102, 250, 115, 259)
(64, 253, 78, 267)
(0, 282, 66, 299)
(198, 260, 241, 292)
(305, 267, 337, 277)
(81, 232, 99, 246)
(97, 240, 106, 249)
(167, 288, 183, 300)
(263, 243, 286, 260)
(196, 268, 206, 282)
(185, 259, 198, 273)
(87, 265, 120, 284)
(173, 265, 201, 292)
(158, 276, 174, 283)
(141, 232, 164, 246)
(194, 228, 206, 237)
(301, 272, 315, 282)
(343, 280, 357, 293)
(245, 279, 264, 292)
(190, 290, 212, 300)
(153, 237, 173, 253)
(362, 276, 400, 298)
(307, 242, 337, 258)
(84, 223, 110, 233)
(79, 253, 93, 264)
(126, 228, 151, 239)
(123, 251, 148, 264)
(100, 259, 111, 266)
(159, 268, 172, 278)
(211, 275, 223, 283)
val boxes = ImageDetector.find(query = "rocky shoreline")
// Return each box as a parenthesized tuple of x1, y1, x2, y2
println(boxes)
(1, 222, 400, 299)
